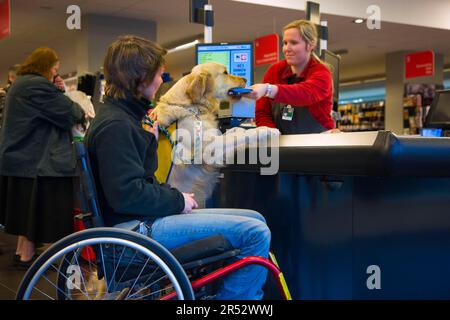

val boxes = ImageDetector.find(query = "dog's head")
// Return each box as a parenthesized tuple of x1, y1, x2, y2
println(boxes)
(185, 62, 246, 105)
(155, 62, 246, 127)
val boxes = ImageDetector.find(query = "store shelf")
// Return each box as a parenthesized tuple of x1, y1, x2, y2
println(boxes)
(337, 100, 385, 132)
(403, 94, 423, 135)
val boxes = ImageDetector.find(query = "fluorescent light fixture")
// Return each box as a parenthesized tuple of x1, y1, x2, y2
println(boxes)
(353, 18, 365, 24)
(168, 39, 200, 54)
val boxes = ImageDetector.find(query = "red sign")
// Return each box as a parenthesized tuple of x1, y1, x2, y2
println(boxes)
(254, 33, 279, 66)
(0, 0, 10, 40)
(405, 51, 434, 79)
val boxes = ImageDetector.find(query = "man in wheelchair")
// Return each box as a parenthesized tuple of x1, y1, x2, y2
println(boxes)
(84, 35, 271, 300)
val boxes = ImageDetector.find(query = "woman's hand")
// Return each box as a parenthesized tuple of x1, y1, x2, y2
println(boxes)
(182, 193, 198, 214)
(53, 75, 66, 92)
(244, 83, 278, 100)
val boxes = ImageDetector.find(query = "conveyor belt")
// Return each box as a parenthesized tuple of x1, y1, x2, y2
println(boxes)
(226, 131, 450, 177)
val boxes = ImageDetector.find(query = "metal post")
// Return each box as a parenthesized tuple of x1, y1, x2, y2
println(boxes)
(320, 21, 328, 54)
(204, 4, 213, 43)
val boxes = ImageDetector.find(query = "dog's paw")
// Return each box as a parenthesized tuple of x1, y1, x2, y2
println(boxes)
(256, 126, 280, 137)
(223, 127, 246, 136)
(65, 90, 95, 118)
(150, 106, 171, 127)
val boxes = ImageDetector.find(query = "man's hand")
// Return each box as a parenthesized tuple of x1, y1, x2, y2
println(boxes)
(182, 193, 198, 214)
(143, 120, 159, 140)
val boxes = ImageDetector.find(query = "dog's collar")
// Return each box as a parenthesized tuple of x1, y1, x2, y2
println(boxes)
(185, 106, 207, 120)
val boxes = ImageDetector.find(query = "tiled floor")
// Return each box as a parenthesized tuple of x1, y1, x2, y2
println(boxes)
(0, 231, 27, 300)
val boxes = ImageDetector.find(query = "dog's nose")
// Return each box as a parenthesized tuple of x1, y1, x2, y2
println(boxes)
(241, 77, 247, 85)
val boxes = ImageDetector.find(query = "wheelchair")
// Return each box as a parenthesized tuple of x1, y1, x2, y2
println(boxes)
(16, 142, 291, 300)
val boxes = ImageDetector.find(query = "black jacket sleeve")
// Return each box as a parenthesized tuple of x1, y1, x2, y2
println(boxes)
(93, 120, 185, 218)
(28, 79, 85, 130)
(0, 89, 6, 127)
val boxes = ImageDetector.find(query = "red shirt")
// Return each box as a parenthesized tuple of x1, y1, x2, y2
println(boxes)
(255, 57, 334, 130)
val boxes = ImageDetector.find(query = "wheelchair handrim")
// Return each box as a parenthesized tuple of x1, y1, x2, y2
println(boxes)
(22, 237, 185, 300)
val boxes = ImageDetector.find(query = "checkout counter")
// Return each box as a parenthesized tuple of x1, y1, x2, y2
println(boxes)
(212, 130, 450, 299)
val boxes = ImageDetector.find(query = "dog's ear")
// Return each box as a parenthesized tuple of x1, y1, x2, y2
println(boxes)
(186, 72, 213, 104)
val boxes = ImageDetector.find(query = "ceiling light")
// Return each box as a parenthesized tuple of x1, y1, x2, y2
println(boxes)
(167, 39, 201, 54)
(353, 18, 365, 24)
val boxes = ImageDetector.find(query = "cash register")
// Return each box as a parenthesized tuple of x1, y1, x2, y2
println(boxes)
(422, 89, 450, 137)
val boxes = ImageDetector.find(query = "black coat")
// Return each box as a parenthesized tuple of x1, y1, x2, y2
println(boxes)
(0, 87, 6, 128)
(86, 95, 184, 227)
(0, 74, 85, 177)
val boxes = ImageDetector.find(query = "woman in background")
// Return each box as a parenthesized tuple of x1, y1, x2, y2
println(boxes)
(0, 47, 85, 269)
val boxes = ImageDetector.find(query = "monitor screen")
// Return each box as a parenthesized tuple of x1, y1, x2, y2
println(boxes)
(425, 89, 450, 129)
(196, 43, 253, 84)
(321, 50, 340, 105)
(196, 43, 254, 118)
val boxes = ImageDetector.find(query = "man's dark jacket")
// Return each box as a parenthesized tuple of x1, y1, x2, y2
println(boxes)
(86, 95, 184, 227)
(0, 74, 85, 177)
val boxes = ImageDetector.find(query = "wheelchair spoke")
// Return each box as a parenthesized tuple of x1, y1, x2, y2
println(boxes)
(72, 250, 90, 299)
(66, 291, 108, 298)
(107, 245, 127, 293)
(18, 232, 194, 300)
(134, 283, 174, 300)
(127, 273, 169, 300)
(112, 249, 138, 293)
(51, 263, 94, 300)
(31, 285, 55, 300)
(85, 250, 96, 296)
(124, 257, 151, 300)
(62, 254, 93, 280)
(60, 251, 94, 300)
(98, 244, 110, 291)
(113, 244, 116, 286)
(141, 265, 161, 288)
(40, 273, 79, 301)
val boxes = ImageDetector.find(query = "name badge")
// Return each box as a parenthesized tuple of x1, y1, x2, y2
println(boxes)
(282, 105, 294, 121)
(193, 120, 203, 164)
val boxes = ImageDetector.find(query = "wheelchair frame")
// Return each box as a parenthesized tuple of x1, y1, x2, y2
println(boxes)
(16, 141, 291, 300)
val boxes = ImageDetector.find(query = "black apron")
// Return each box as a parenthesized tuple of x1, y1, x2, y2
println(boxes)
(272, 76, 326, 134)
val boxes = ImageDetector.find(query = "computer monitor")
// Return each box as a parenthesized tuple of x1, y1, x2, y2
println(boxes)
(424, 89, 450, 129)
(196, 43, 254, 118)
(321, 49, 340, 107)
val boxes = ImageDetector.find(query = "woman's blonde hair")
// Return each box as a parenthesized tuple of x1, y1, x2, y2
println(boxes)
(282, 20, 329, 69)
(283, 20, 334, 96)
(17, 47, 59, 80)
(103, 35, 167, 100)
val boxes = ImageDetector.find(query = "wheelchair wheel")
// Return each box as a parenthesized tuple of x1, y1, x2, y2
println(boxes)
(16, 228, 195, 300)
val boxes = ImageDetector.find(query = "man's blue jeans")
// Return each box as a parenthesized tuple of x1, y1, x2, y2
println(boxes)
(149, 208, 271, 300)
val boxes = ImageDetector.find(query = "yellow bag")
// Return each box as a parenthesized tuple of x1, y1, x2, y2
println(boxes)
(154, 123, 177, 184)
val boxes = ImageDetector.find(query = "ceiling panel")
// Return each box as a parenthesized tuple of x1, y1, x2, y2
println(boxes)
(1, 0, 449, 83)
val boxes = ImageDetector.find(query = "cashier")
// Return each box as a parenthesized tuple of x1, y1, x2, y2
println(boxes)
(246, 19, 335, 134)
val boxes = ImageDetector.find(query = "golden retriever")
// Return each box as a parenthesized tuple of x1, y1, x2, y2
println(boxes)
(151, 62, 279, 207)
